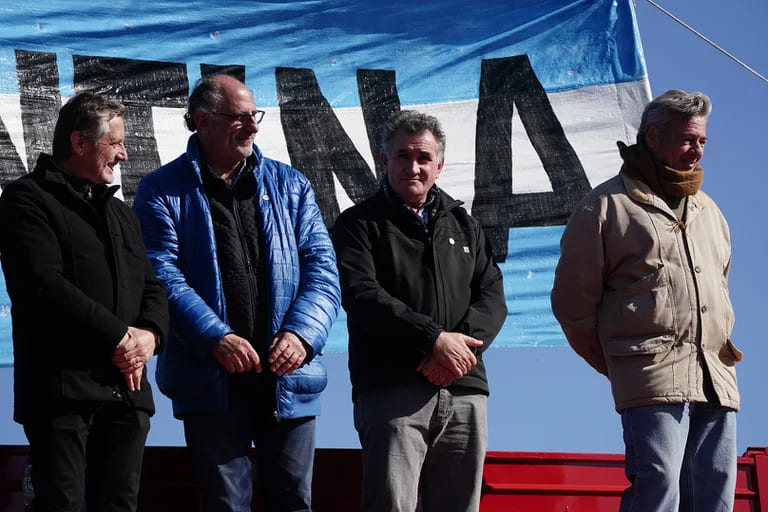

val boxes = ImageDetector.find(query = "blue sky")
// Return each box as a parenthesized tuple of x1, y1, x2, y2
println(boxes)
(0, 0, 766, 457)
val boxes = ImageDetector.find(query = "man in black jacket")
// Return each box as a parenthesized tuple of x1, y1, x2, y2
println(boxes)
(0, 92, 168, 512)
(333, 110, 507, 512)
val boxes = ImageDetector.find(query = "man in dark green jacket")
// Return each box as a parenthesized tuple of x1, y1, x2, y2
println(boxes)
(0, 92, 168, 512)
(333, 110, 506, 512)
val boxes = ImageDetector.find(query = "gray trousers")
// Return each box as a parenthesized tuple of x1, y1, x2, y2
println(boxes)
(354, 383, 488, 512)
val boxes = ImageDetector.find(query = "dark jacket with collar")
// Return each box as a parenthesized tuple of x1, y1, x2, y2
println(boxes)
(333, 185, 507, 401)
(0, 154, 169, 424)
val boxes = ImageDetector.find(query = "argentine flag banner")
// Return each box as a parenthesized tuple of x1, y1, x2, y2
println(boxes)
(0, 0, 651, 365)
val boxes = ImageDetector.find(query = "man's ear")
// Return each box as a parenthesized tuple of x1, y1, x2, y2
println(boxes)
(194, 111, 209, 133)
(645, 124, 659, 149)
(69, 131, 88, 157)
(380, 152, 388, 168)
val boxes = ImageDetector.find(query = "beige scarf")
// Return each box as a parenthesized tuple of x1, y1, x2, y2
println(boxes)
(617, 141, 703, 199)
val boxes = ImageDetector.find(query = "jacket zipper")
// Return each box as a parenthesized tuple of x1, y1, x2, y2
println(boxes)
(249, 187, 281, 421)
(234, 190, 281, 419)
(426, 202, 460, 328)
(427, 216, 446, 327)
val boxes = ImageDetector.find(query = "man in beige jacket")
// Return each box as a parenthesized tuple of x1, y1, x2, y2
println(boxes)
(551, 90, 741, 512)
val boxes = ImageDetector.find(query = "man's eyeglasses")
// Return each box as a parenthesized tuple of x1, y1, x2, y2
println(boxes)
(211, 110, 266, 125)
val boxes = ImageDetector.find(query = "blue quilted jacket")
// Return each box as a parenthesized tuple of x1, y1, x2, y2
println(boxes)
(133, 136, 340, 419)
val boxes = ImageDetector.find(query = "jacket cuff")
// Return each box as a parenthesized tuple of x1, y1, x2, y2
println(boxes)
(105, 322, 130, 353)
(193, 325, 232, 360)
(421, 322, 444, 352)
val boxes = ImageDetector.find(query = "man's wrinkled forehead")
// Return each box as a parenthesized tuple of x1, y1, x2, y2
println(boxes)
(662, 112, 707, 137)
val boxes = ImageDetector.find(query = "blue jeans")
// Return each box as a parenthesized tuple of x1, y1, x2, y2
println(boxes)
(354, 383, 488, 512)
(619, 403, 737, 512)
(183, 389, 316, 512)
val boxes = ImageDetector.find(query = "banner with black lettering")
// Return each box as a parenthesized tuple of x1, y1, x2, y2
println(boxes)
(0, 0, 651, 365)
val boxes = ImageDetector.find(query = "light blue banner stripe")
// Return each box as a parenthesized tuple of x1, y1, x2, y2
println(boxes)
(496, 225, 566, 347)
(0, 0, 645, 104)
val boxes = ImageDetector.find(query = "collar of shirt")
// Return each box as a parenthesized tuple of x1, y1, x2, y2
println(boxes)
(206, 159, 247, 189)
(416, 193, 438, 224)
(382, 179, 439, 224)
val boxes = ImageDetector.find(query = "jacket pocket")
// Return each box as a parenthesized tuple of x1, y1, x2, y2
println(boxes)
(605, 334, 675, 407)
(280, 358, 328, 395)
(599, 266, 675, 342)
(60, 367, 123, 402)
(276, 358, 328, 419)
(604, 335, 675, 357)
(441, 229, 472, 254)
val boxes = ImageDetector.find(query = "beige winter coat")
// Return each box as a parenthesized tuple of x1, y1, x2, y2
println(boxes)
(551, 171, 741, 412)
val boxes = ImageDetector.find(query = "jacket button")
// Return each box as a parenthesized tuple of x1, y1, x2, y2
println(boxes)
(112, 390, 123, 399)
(694, 266, 702, 273)
(701, 305, 708, 313)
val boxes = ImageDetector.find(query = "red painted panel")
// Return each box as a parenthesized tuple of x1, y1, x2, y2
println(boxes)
(0, 446, 765, 511)
(480, 450, 762, 512)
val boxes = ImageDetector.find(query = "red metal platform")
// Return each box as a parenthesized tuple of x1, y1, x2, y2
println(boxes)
(1, 446, 766, 510)
(482, 448, 768, 511)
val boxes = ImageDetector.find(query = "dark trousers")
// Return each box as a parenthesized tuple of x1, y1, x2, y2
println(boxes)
(23, 402, 150, 512)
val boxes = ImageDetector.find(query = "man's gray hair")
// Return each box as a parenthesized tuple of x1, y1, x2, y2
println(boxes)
(637, 89, 712, 144)
(52, 92, 124, 162)
(381, 110, 447, 160)
(184, 75, 227, 132)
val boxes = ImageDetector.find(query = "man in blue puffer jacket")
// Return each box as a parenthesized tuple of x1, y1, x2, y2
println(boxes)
(133, 74, 340, 512)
